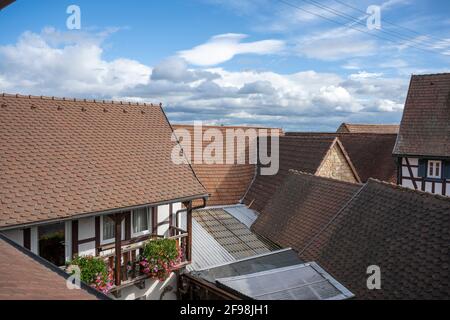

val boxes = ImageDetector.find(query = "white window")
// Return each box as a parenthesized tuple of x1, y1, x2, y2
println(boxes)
(100, 215, 124, 244)
(102, 215, 115, 243)
(428, 160, 442, 179)
(132, 207, 150, 237)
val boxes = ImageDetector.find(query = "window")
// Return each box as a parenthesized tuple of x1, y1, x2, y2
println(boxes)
(38, 223, 65, 267)
(428, 160, 442, 179)
(132, 207, 150, 236)
(102, 215, 115, 242)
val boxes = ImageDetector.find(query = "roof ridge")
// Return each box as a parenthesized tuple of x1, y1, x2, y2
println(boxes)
(345, 123, 399, 126)
(1, 92, 161, 107)
(367, 178, 450, 202)
(288, 169, 362, 187)
(281, 135, 336, 140)
(287, 132, 398, 136)
(173, 123, 282, 130)
(412, 72, 450, 77)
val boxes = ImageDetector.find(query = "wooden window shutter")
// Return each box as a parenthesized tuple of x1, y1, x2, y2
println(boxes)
(124, 212, 131, 240)
(418, 159, 427, 177)
(444, 161, 450, 179)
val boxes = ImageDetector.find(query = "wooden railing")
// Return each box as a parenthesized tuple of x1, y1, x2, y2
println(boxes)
(98, 226, 190, 293)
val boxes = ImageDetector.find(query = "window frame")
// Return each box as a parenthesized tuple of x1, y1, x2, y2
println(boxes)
(427, 160, 442, 179)
(100, 215, 124, 245)
(131, 207, 151, 238)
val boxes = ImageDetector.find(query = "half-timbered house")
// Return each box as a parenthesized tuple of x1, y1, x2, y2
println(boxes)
(0, 93, 208, 299)
(393, 73, 450, 196)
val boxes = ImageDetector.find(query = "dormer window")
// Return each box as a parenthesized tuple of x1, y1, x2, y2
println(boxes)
(428, 160, 441, 179)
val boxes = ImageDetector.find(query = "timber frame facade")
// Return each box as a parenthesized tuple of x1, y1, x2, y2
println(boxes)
(1, 196, 207, 299)
(0, 94, 209, 300)
(393, 73, 450, 197)
(396, 157, 450, 196)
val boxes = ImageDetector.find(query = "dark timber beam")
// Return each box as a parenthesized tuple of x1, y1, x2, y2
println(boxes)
(71, 220, 79, 258)
(112, 212, 127, 286)
(183, 201, 193, 262)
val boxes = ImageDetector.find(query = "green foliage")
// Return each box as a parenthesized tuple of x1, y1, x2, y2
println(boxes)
(67, 255, 109, 284)
(142, 238, 179, 262)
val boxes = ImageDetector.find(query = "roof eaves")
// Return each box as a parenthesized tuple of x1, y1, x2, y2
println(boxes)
(0, 192, 209, 231)
(0, 233, 109, 300)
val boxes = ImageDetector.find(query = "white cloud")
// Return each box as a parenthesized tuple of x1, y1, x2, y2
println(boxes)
(0, 29, 151, 97)
(0, 28, 407, 131)
(178, 33, 285, 66)
(295, 28, 377, 61)
(376, 99, 404, 112)
(379, 59, 408, 69)
(349, 71, 383, 80)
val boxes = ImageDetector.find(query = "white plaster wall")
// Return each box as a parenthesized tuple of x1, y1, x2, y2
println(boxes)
(402, 166, 418, 178)
(425, 182, 433, 193)
(65, 221, 72, 262)
(78, 217, 95, 240)
(172, 202, 182, 213)
(158, 204, 170, 237)
(76, 217, 96, 257)
(30, 227, 38, 254)
(403, 157, 418, 166)
(402, 179, 416, 190)
(402, 166, 411, 178)
(178, 211, 187, 231)
(110, 272, 178, 300)
(434, 183, 442, 195)
(447, 183, 450, 196)
(79, 241, 96, 257)
(2, 229, 24, 246)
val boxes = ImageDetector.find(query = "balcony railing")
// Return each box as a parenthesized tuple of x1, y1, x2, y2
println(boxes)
(97, 226, 190, 295)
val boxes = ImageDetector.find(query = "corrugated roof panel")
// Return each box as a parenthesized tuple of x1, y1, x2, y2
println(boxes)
(188, 219, 236, 271)
(223, 205, 259, 228)
(193, 208, 278, 260)
(216, 262, 354, 300)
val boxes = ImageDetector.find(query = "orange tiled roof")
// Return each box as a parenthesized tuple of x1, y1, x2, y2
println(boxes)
(0, 234, 102, 300)
(172, 124, 281, 206)
(0, 94, 207, 228)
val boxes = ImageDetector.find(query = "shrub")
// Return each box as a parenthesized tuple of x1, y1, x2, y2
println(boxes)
(67, 255, 113, 294)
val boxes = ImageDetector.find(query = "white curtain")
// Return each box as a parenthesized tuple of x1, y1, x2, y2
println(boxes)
(133, 208, 149, 233)
(103, 215, 115, 240)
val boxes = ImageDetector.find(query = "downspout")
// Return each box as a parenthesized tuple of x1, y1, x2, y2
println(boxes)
(174, 197, 208, 229)
(174, 197, 207, 265)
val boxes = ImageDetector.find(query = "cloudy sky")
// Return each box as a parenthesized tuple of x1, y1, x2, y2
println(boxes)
(1, 0, 449, 131)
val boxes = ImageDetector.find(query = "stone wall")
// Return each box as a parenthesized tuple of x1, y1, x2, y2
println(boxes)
(316, 144, 357, 183)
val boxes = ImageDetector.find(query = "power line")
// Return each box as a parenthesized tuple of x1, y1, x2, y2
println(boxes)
(332, 0, 450, 45)
(296, 0, 447, 54)
(276, 0, 449, 56)
(300, 0, 439, 49)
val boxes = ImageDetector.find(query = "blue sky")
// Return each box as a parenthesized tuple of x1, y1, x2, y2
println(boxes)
(1, 0, 449, 131)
